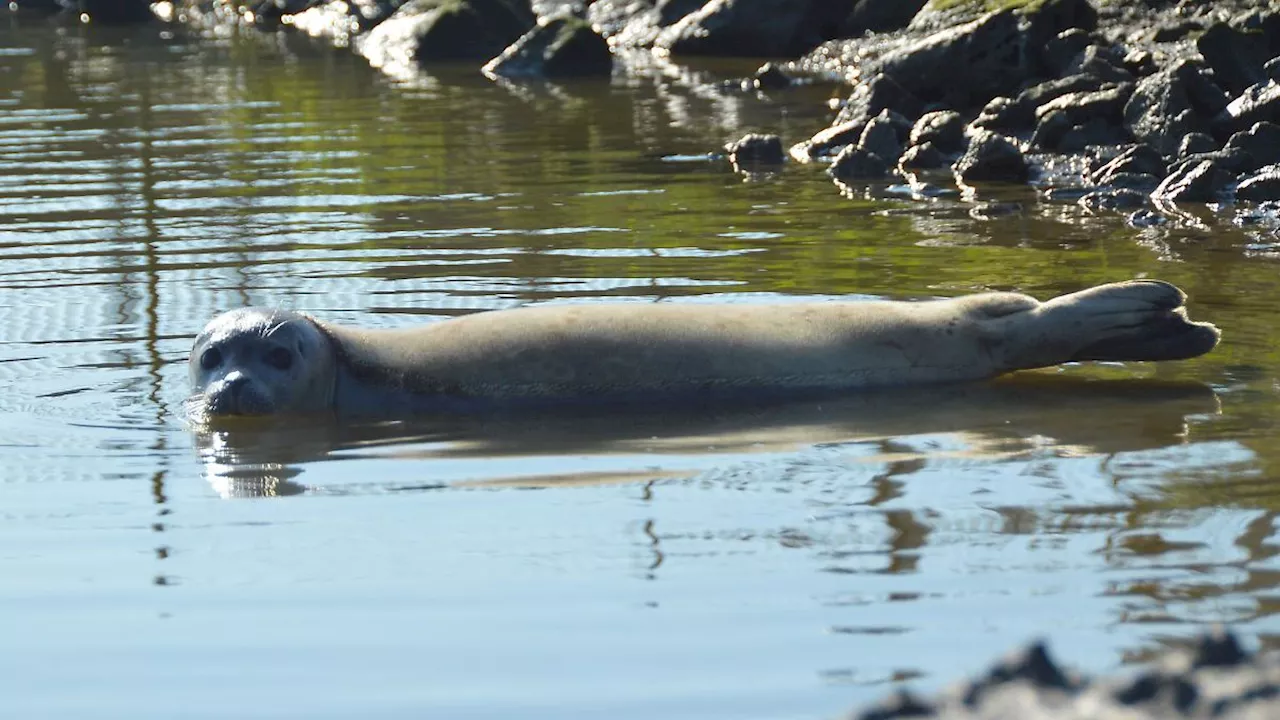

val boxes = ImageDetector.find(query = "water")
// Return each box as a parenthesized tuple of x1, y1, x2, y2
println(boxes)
(1, 13, 1278, 719)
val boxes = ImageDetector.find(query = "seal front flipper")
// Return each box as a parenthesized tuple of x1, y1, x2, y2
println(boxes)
(1006, 280, 1220, 369)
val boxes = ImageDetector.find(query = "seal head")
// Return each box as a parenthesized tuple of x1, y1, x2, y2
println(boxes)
(188, 308, 336, 419)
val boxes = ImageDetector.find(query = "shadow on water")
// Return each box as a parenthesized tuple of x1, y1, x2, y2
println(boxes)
(191, 373, 1220, 498)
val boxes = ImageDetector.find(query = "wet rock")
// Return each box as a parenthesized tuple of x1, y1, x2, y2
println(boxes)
(1057, 118, 1129, 152)
(724, 133, 784, 174)
(908, 110, 964, 155)
(483, 15, 612, 78)
(586, 0, 701, 49)
(1020, 73, 1107, 118)
(1029, 109, 1072, 151)
(1041, 28, 1093, 78)
(1237, 168, 1280, 202)
(1223, 121, 1280, 170)
(1034, 82, 1134, 129)
(1079, 188, 1148, 211)
(791, 119, 864, 162)
(1193, 626, 1249, 668)
(357, 0, 536, 68)
(841, 0, 927, 37)
(971, 96, 1029, 134)
(1152, 159, 1233, 203)
(858, 109, 910, 165)
(898, 142, 945, 171)
(1266, 57, 1280, 83)
(1090, 143, 1165, 184)
(1123, 59, 1224, 156)
(1177, 132, 1217, 158)
(1197, 21, 1277, 95)
(1214, 81, 1280, 137)
(752, 63, 792, 91)
(833, 73, 924, 130)
(654, 0, 859, 59)
(1063, 44, 1133, 85)
(828, 145, 888, 181)
(1128, 209, 1165, 227)
(851, 689, 934, 720)
(1171, 147, 1253, 177)
(953, 130, 1028, 185)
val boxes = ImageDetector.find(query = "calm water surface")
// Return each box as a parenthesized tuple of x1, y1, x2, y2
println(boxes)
(2, 14, 1280, 720)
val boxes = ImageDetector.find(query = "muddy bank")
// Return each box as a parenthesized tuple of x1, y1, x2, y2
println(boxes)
(847, 628, 1280, 720)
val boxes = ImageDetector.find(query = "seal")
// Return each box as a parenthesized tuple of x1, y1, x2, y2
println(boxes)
(187, 279, 1220, 419)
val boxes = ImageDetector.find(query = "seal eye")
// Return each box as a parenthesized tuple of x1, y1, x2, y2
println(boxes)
(199, 348, 222, 371)
(266, 347, 293, 371)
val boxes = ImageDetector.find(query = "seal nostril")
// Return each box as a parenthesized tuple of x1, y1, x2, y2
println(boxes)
(200, 347, 222, 371)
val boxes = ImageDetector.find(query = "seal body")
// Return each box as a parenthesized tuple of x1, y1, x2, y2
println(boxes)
(187, 280, 1220, 419)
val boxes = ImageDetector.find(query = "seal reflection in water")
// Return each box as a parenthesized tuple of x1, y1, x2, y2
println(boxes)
(186, 280, 1220, 421)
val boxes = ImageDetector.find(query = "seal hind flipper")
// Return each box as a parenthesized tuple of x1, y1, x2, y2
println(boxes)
(1011, 280, 1220, 368)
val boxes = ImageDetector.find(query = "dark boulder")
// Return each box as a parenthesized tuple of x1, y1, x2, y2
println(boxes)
(1029, 109, 1072, 151)
(1213, 81, 1280, 137)
(832, 73, 924, 128)
(1196, 21, 1277, 96)
(654, 0, 860, 59)
(1057, 118, 1129, 153)
(971, 96, 1030, 134)
(1177, 132, 1217, 158)
(1151, 159, 1233, 203)
(483, 16, 612, 78)
(586, 0, 703, 49)
(908, 110, 965, 155)
(828, 145, 889, 181)
(1223, 122, 1280, 170)
(1041, 28, 1093, 77)
(790, 119, 865, 162)
(725, 133, 785, 174)
(1236, 166, 1280, 202)
(358, 0, 535, 69)
(1123, 60, 1225, 156)
(1034, 83, 1134, 129)
(752, 63, 792, 91)
(898, 142, 946, 171)
(953, 130, 1029, 185)
(1090, 144, 1166, 185)
(840, 0, 927, 37)
(858, 112, 906, 165)
(1062, 44, 1132, 85)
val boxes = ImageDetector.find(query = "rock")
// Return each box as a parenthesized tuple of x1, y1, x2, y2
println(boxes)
(1041, 28, 1093, 77)
(1192, 626, 1248, 668)
(483, 16, 612, 78)
(1196, 21, 1276, 95)
(1063, 44, 1133, 85)
(828, 145, 888, 181)
(586, 0, 702, 49)
(858, 113, 904, 165)
(908, 110, 964, 155)
(1214, 81, 1280, 137)
(724, 133, 785, 174)
(971, 96, 1030, 134)
(1034, 83, 1134, 129)
(832, 73, 924, 130)
(840, 0, 927, 37)
(1122, 49, 1156, 78)
(1177, 132, 1217, 158)
(1123, 59, 1223, 156)
(1057, 118, 1129, 153)
(953, 130, 1029, 185)
(654, 0, 860, 59)
(1020, 73, 1107, 118)
(898, 141, 945, 171)
(357, 0, 535, 69)
(1222, 122, 1280, 170)
(1090, 143, 1166, 185)
(791, 119, 865, 162)
(851, 689, 935, 720)
(1235, 168, 1280, 201)
(1029, 109, 1072, 151)
(1170, 147, 1253, 177)
(1151, 159, 1233, 203)
(752, 62, 792, 91)
(1128, 209, 1166, 227)
(1266, 57, 1280, 83)
(1079, 188, 1147, 211)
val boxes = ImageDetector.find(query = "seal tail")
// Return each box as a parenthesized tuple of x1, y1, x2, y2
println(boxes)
(1039, 280, 1220, 364)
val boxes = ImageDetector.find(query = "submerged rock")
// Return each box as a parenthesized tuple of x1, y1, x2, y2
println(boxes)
(483, 16, 612, 78)
(725, 133, 784, 175)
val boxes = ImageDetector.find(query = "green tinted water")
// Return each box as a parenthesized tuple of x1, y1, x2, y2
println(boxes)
(1, 14, 1278, 720)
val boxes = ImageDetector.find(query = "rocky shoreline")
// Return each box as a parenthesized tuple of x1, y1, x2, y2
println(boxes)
(847, 628, 1280, 720)
(38, 0, 1280, 229)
